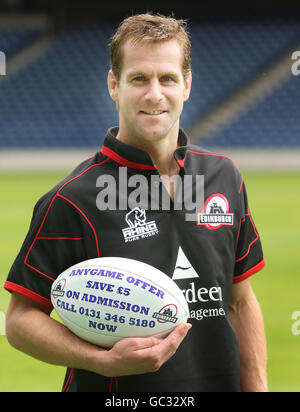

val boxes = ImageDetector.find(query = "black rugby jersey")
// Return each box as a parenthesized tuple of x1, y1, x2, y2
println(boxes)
(4, 127, 265, 392)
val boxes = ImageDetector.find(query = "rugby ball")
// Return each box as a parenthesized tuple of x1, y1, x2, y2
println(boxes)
(51, 257, 189, 348)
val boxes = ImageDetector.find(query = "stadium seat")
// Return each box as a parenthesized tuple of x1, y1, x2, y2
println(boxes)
(0, 28, 40, 57)
(1, 17, 300, 148)
(199, 74, 300, 147)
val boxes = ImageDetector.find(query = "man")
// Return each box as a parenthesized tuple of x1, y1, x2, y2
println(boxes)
(4, 13, 267, 392)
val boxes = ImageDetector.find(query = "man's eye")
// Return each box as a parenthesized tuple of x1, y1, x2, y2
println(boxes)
(133, 76, 145, 81)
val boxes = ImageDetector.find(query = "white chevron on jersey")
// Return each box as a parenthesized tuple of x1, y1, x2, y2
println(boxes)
(172, 247, 199, 280)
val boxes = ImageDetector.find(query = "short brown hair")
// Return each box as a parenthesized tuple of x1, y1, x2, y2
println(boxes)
(109, 13, 191, 81)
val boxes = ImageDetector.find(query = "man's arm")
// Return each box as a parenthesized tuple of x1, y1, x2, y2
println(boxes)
(229, 279, 268, 392)
(5, 292, 191, 377)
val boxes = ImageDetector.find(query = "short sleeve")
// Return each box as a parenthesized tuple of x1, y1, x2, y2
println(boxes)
(233, 181, 265, 283)
(4, 193, 88, 308)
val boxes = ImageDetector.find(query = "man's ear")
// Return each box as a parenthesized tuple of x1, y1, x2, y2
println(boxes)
(107, 69, 118, 102)
(183, 70, 192, 102)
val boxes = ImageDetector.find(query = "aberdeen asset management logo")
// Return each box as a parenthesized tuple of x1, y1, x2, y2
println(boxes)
(122, 207, 158, 242)
(197, 193, 234, 230)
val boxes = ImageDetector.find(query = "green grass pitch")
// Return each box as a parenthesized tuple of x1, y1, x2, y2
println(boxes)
(0, 171, 299, 392)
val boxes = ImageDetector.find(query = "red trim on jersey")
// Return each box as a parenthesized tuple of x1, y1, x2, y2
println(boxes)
(109, 377, 119, 392)
(23, 184, 61, 281)
(57, 194, 100, 257)
(187, 150, 245, 197)
(24, 262, 55, 281)
(62, 368, 74, 392)
(233, 258, 266, 283)
(36, 237, 83, 240)
(176, 158, 185, 168)
(23, 158, 109, 281)
(187, 149, 240, 170)
(4, 281, 53, 308)
(235, 212, 259, 262)
(235, 217, 244, 247)
(101, 145, 157, 170)
(238, 175, 244, 194)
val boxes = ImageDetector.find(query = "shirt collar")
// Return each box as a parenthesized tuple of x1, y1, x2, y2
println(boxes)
(100, 127, 190, 170)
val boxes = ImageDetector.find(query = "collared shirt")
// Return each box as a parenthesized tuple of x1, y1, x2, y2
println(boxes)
(4, 127, 265, 392)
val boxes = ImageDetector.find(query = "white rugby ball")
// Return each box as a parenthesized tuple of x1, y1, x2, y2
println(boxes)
(51, 257, 189, 348)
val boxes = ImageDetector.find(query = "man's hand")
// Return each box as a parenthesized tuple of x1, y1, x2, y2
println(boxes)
(6, 293, 192, 378)
(95, 323, 192, 377)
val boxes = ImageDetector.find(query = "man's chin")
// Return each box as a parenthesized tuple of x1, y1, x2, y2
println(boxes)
(135, 125, 172, 142)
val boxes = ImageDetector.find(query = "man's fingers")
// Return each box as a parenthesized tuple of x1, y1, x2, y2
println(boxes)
(113, 335, 160, 353)
(158, 323, 192, 361)
(106, 323, 192, 376)
(168, 323, 192, 342)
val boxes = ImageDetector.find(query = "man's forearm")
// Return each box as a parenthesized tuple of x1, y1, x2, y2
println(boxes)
(6, 301, 108, 374)
(6, 293, 192, 379)
(229, 286, 268, 392)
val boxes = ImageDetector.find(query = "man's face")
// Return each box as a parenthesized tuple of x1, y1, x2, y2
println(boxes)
(108, 39, 192, 144)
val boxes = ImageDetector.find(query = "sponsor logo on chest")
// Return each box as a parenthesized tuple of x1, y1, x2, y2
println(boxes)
(172, 247, 226, 321)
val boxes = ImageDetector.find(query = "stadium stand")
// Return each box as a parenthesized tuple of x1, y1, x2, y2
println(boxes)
(0, 16, 300, 149)
(201, 73, 300, 147)
(0, 28, 41, 57)
(0, 23, 118, 148)
(181, 17, 300, 142)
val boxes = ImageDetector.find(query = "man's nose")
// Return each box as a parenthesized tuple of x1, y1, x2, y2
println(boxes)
(144, 79, 163, 103)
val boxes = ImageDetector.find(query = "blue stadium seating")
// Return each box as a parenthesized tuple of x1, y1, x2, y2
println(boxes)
(0, 24, 118, 147)
(181, 17, 300, 132)
(0, 17, 300, 148)
(199, 73, 300, 147)
(0, 28, 40, 57)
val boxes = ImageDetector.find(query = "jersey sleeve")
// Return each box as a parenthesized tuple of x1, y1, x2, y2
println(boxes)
(233, 180, 265, 283)
(4, 193, 88, 308)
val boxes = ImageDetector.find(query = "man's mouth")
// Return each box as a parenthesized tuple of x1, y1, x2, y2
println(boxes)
(140, 110, 166, 115)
